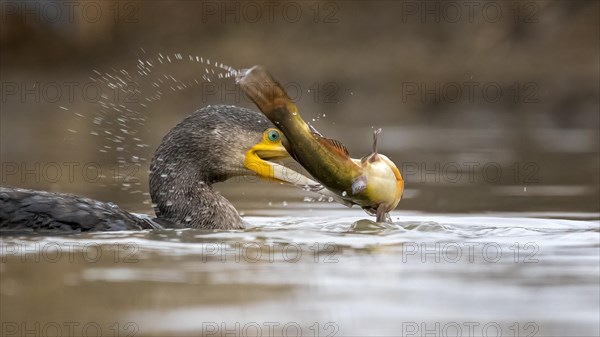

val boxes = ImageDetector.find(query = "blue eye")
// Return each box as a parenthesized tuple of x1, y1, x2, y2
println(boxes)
(267, 130, 280, 142)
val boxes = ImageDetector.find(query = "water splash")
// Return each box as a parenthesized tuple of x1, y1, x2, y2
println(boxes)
(61, 48, 241, 201)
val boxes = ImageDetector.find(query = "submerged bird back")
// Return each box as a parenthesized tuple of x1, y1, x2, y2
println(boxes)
(0, 187, 155, 233)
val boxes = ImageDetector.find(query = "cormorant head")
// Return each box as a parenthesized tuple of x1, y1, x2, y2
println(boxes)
(148, 105, 316, 228)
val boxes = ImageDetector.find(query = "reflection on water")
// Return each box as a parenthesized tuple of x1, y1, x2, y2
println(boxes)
(2, 210, 598, 336)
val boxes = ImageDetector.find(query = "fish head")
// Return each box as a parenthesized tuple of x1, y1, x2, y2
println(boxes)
(359, 152, 404, 213)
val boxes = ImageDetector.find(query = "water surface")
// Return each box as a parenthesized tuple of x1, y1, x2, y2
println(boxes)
(2, 207, 598, 337)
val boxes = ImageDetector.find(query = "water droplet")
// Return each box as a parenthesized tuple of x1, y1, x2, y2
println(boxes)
(327, 197, 334, 202)
(282, 201, 288, 206)
(268, 202, 273, 206)
(166, 201, 173, 206)
(342, 191, 347, 197)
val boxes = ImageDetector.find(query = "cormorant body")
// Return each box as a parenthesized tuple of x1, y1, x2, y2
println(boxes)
(1, 105, 279, 233)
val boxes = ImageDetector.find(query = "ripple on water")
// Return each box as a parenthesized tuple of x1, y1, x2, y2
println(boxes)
(2, 213, 598, 251)
(1, 212, 598, 336)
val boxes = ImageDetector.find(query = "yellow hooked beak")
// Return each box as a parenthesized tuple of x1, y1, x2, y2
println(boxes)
(244, 128, 320, 189)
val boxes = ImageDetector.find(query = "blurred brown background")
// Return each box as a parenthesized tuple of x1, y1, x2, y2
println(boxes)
(1, 0, 598, 213)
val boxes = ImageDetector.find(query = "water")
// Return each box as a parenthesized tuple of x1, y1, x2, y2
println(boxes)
(66, 51, 241, 198)
(2, 49, 599, 336)
(1, 208, 598, 336)
(2, 2, 598, 335)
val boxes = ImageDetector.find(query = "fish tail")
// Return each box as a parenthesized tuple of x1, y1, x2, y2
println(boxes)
(236, 66, 297, 119)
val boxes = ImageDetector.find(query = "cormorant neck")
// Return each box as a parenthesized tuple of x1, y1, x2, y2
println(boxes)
(149, 159, 244, 230)
(147, 105, 272, 229)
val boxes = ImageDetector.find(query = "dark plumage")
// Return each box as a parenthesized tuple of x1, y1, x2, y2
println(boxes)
(0, 187, 158, 233)
(149, 105, 272, 229)
(1, 105, 276, 233)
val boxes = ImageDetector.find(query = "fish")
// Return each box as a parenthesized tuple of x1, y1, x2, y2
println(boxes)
(236, 66, 403, 222)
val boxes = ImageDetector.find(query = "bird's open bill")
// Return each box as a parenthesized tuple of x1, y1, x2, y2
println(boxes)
(236, 66, 404, 223)
(242, 127, 324, 193)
